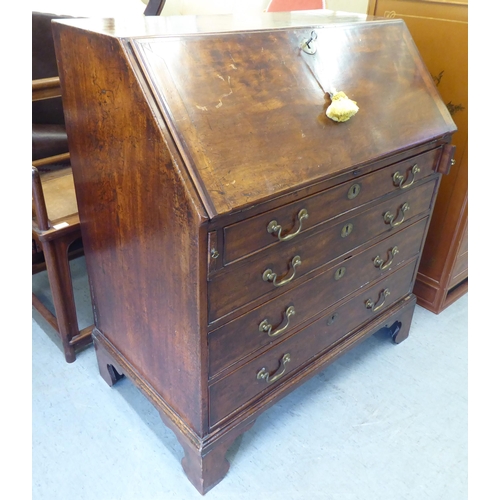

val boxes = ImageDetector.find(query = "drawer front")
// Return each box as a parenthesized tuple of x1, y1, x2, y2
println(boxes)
(209, 217, 428, 377)
(209, 259, 418, 427)
(223, 148, 441, 264)
(208, 177, 437, 322)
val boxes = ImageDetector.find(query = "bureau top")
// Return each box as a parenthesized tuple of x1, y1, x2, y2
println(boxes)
(52, 11, 379, 38)
(54, 12, 456, 219)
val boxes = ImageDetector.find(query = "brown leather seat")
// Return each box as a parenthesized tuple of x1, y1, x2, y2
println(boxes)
(32, 11, 73, 161)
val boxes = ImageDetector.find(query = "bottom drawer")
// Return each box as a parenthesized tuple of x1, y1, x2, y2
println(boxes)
(209, 259, 418, 427)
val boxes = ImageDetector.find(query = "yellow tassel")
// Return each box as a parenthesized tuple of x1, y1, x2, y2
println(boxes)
(326, 90, 359, 123)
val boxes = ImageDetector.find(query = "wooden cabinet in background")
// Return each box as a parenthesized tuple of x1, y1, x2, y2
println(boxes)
(368, 0, 468, 313)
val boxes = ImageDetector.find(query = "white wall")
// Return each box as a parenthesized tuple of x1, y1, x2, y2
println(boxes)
(326, 0, 368, 14)
(159, 0, 369, 16)
(31, 0, 146, 17)
(31, 0, 369, 17)
(158, 0, 269, 16)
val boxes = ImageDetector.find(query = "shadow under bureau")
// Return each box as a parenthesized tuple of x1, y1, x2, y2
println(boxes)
(53, 11, 456, 494)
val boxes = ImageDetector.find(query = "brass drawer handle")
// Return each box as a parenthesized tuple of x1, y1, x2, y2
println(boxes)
(373, 246, 399, 270)
(383, 202, 410, 228)
(262, 255, 302, 287)
(393, 164, 420, 189)
(365, 288, 390, 312)
(267, 209, 309, 242)
(257, 353, 291, 384)
(259, 306, 296, 337)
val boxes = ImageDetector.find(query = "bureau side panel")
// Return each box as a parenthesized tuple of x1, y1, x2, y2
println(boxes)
(53, 25, 209, 435)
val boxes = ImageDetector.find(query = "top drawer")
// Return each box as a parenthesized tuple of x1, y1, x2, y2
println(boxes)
(223, 148, 442, 264)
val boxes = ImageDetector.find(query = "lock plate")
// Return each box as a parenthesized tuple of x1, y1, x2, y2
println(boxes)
(347, 183, 361, 200)
(334, 267, 346, 280)
(341, 223, 353, 238)
(300, 30, 318, 55)
(327, 313, 338, 326)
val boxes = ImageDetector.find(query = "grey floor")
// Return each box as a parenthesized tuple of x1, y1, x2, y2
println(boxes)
(32, 256, 467, 500)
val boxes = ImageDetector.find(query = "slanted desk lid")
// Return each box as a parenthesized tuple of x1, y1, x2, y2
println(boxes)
(132, 18, 455, 218)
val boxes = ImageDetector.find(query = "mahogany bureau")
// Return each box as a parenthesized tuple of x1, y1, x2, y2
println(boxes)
(53, 11, 456, 494)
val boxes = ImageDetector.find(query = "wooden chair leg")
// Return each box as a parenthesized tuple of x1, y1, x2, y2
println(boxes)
(39, 234, 80, 363)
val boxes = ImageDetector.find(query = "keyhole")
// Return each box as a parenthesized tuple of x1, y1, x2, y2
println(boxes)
(306, 30, 317, 48)
(301, 30, 318, 54)
(348, 183, 361, 200)
(341, 223, 353, 238)
(327, 313, 338, 326)
(334, 267, 346, 280)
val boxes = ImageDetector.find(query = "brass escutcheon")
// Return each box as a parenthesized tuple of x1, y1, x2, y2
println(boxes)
(393, 164, 420, 189)
(267, 208, 309, 242)
(341, 223, 353, 238)
(300, 30, 318, 55)
(257, 353, 291, 383)
(262, 255, 302, 287)
(334, 267, 346, 280)
(327, 313, 338, 326)
(347, 183, 361, 200)
(259, 306, 296, 338)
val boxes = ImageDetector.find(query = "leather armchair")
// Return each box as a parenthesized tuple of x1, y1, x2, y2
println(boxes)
(32, 11, 73, 162)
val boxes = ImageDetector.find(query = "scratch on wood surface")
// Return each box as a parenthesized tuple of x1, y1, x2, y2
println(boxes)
(215, 76, 233, 109)
(196, 105, 208, 111)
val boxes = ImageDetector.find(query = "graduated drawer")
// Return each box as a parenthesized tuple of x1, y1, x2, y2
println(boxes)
(208, 177, 437, 323)
(209, 259, 417, 427)
(209, 217, 428, 378)
(223, 148, 441, 264)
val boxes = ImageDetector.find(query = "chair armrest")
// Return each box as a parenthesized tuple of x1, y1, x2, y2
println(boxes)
(32, 77, 61, 102)
(32, 166, 50, 231)
(32, 152, 70, 168)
